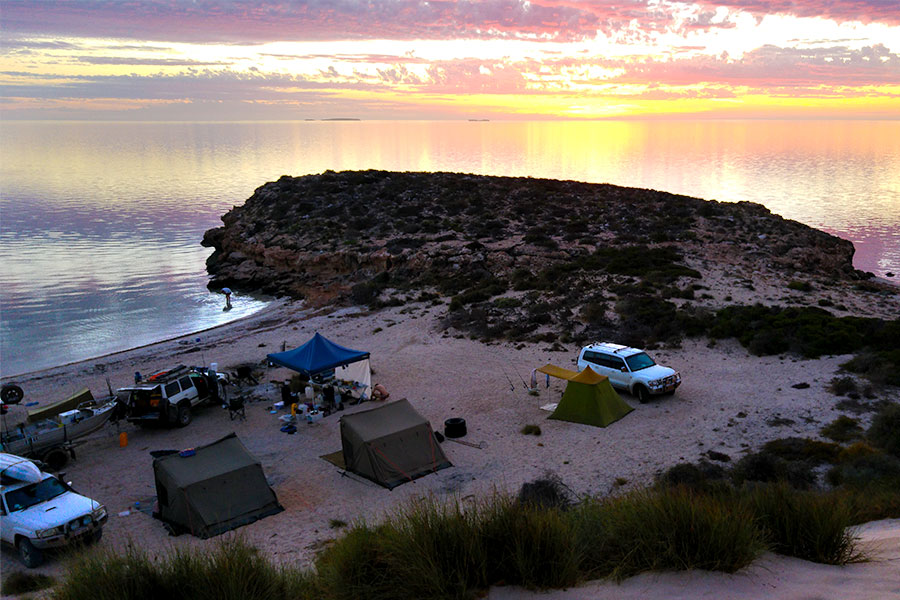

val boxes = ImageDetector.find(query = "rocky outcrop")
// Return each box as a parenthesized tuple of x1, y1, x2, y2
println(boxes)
(202, 170, 859, 306)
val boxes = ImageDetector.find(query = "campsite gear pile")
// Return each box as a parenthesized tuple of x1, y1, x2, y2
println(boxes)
(267, 333, 374, 429)
(267, 333, 371, 401)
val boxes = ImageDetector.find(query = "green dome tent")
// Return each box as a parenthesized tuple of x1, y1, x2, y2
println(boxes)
(538, 364, 634, 427)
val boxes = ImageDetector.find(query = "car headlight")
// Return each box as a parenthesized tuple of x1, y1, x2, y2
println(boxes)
(36, 525, 65, 539)
(92, 506, 107, 521)
(648, 379, 662, 387)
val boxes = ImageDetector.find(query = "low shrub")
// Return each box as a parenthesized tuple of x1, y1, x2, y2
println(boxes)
(821, 416, 863, 442)
(760, 437, 841, 466)
(520, 424, 542, 436)
(708, 305, 895, 359)
(787, 280, 813, 292)
(732, 451, 788, 485)
(1, 571, 55, 595)
(867, 402, 900, 457)
(350, 281, 383, 306)
(838, 441, 880, 462)
(656, 461, 727, 492)
(493, 297, 522, 309)
(517, 475, 572, 510)
(842, 350, 900, 387)
(827, 453, 900, 489)
(829, 376, 858, 396)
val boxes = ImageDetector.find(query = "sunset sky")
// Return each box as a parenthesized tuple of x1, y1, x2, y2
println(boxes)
(2, 0, 898, 120)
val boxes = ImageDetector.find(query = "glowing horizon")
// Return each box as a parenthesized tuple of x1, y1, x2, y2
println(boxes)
(1, 1, 898, 120)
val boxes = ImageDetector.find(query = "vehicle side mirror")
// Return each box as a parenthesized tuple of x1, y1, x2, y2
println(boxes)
(620, 366, 627, 372)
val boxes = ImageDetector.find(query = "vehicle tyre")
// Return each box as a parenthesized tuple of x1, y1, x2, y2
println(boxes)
(17, 538, 44, 568)
(176, 405, 192, 427)
(42, 447, 70, 471)
(444, 417, 467, 438)
(635, 386, 651, 404)
(1, 384, 24, 404)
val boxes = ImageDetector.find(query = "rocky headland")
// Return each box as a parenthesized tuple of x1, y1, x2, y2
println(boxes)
(202, 170, 895, 348)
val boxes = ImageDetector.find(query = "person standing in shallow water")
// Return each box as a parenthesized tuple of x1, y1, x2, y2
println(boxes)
(222, 287, 232, 311)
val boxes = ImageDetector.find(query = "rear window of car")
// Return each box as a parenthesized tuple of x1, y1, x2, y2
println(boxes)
(178, 377, 194, 391)
(584, 351, 625, 370)
(165, 381, 180, 397)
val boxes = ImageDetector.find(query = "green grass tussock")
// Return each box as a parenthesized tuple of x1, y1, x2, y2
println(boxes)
(745, 483, 862, 565)
(574, 488, 763, 581)
(54, 478, 890, 600)
(54, 538, 314, 600)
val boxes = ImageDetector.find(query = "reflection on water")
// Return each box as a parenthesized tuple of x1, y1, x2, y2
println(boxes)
(2, 120, 898, 376)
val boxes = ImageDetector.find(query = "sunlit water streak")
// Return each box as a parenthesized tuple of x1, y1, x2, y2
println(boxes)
(1, 120, 898, 377)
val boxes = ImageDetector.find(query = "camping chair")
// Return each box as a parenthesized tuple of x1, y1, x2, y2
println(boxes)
(228, 396, 246, 421)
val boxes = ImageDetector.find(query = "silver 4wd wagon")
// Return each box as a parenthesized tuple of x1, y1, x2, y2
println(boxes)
(1, 453, 107, 567)
(577, 342, 681, 403)
(115, 365, 225, 427)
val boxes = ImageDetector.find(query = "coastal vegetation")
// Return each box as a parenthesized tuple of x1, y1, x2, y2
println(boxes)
(48, 399, 900, 600)
(52, 478, 894, 600)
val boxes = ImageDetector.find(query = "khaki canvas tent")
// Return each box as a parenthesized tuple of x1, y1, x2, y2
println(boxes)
(537, 365, 633, 427)
(152, 433, 283, 538)
(339, 399, 451, 489)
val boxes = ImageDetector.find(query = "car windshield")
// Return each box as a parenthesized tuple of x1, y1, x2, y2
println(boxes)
(625, 352, 656, 372)
(5, 477, 67, 512)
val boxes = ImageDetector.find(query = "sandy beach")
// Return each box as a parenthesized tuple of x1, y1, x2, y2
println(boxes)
(2, 282, 899, 597)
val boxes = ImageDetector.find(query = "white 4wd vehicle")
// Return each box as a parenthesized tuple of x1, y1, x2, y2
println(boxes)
(1, 454, 107, 567)
(116, 365, 224, 427)
(577, 342, 681, 403)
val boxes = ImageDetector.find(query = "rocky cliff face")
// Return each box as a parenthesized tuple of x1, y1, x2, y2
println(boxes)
(203, 170, 857, 304)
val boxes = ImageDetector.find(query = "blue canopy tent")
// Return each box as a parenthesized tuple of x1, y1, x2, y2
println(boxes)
(267, 332, 369, 376)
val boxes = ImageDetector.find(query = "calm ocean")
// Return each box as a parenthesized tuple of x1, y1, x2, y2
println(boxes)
(2, 120, 898, 377)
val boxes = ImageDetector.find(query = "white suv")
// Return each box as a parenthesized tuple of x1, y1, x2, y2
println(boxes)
(1, 455, 107, 567)
(577, 342, 681, 403)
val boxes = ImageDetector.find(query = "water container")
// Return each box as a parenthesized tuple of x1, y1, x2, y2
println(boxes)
(210, 362, 218, 373)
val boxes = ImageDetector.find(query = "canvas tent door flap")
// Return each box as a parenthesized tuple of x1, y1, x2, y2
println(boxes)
(537, 365, 633, 427)
(152, 433, 283, 538)
(339, 399, 451, 489)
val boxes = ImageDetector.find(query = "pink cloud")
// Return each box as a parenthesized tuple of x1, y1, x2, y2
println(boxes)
(695, 0, 900, 26)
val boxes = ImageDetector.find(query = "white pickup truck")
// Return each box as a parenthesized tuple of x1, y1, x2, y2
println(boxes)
(1, 453, 107, 567)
